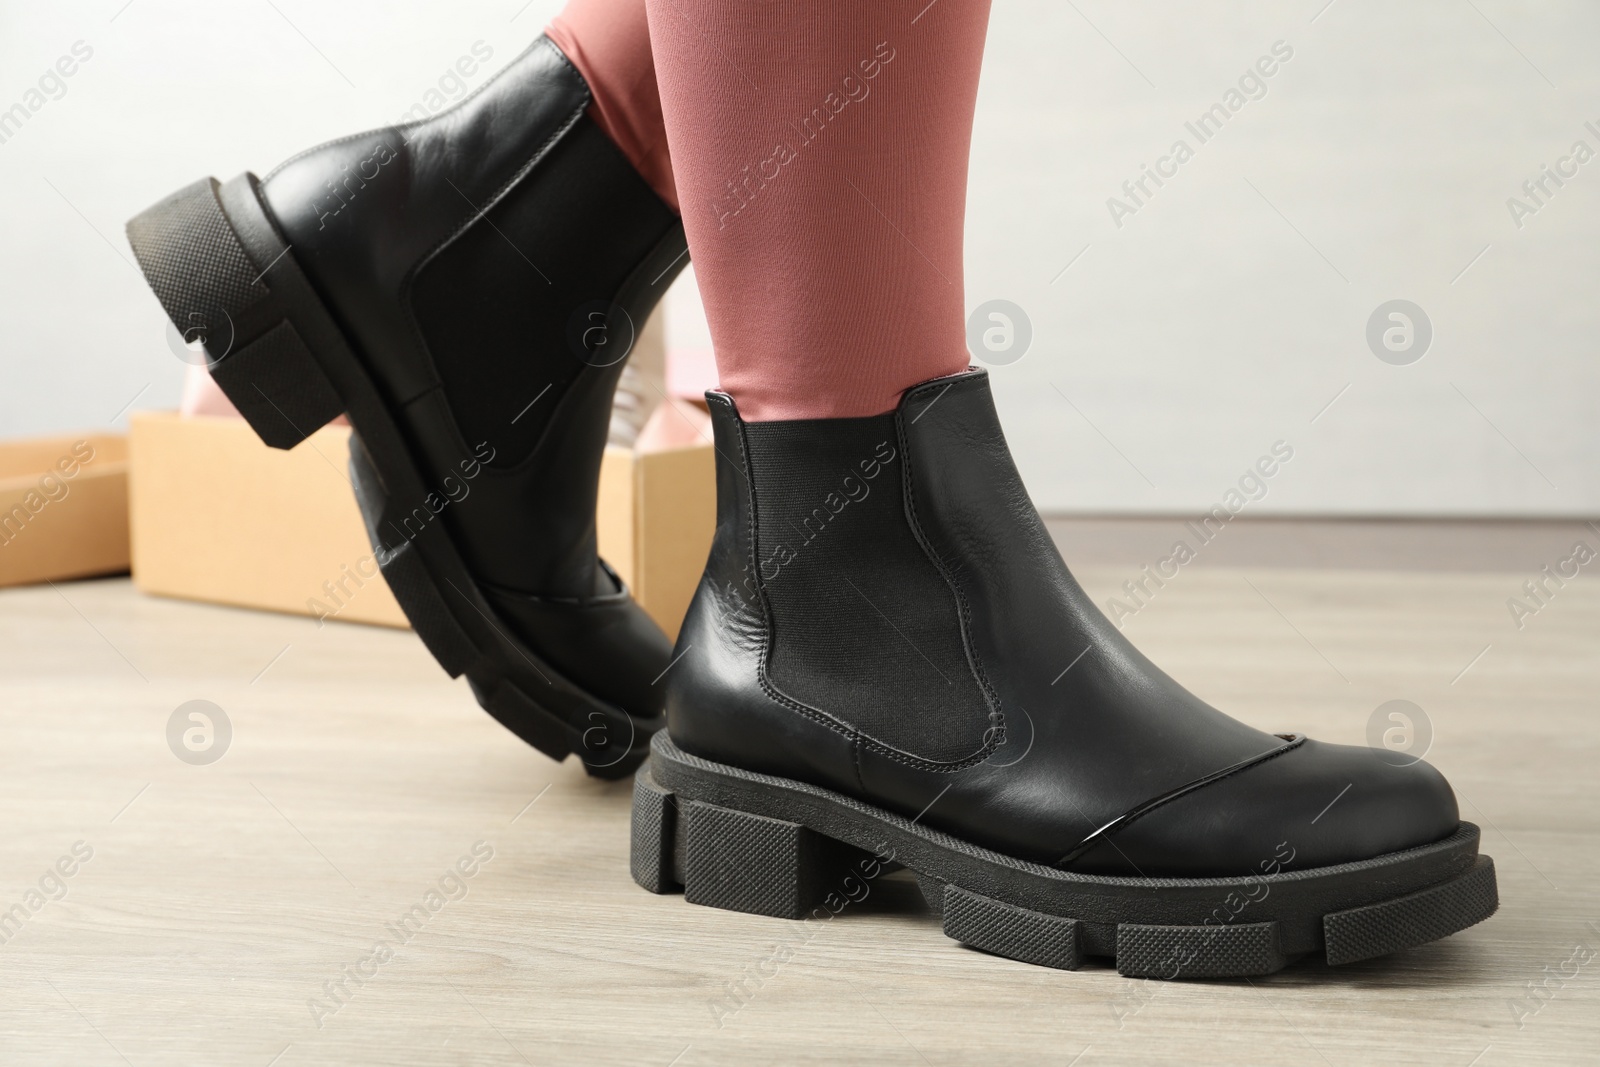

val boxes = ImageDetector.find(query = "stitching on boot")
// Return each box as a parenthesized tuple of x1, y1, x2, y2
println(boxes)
(711, 393, 854, 749)
(894, 387, 1005, 764)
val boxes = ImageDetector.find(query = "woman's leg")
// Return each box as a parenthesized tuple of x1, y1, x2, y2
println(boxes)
(631, 2, 1488, 974)
(645, 0, 990, 419)
(548, 0, 677, 211)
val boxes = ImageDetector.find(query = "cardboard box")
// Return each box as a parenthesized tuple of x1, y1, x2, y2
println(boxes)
(596, 399, 717, 638)
(0, 433, 130, 587)
(130, 412, 407, 627)
(129, 404, 715, 639)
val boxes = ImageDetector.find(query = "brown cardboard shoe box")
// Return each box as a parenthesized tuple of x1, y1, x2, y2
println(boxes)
(0, 433, 130, 588)
(127, 406, 715, 639)
(596, 399, 718, 638)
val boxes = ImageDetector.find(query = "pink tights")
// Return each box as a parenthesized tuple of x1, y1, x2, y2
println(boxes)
(548, 0, 990, 421)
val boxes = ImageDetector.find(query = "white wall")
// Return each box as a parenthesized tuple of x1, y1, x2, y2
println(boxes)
(973, 0, 1599, 516)
(3, 1, 1596, 515)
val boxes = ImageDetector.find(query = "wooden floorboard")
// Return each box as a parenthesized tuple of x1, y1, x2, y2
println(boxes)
(0, 564, 1594, 1066)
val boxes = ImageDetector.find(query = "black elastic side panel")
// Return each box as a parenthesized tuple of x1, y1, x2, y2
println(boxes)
(744, 413, 993, 763)
(409, 117, 676, 466)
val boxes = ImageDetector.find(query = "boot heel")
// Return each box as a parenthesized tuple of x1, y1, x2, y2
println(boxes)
(677, 797, 871, 920)
(630, 766, 683, 894)
(127, 176, 344, 449)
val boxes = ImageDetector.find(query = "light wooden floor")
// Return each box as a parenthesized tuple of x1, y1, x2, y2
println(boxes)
(1, 554, 1596, 1066)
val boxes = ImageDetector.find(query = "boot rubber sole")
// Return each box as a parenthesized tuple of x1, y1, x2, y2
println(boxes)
(126, 174, 674, 778)
(633, 734, 1499, 978)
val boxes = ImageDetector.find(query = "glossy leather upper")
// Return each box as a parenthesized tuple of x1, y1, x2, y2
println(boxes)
(253, 37, 683, 712)
(667, 370, 1459, 877)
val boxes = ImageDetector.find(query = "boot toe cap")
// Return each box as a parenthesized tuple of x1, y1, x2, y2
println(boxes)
(1072, 737, 1460, 878)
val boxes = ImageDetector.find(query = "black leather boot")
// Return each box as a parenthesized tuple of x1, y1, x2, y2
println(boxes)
(126, 37, 688, 777)
(631, 368, 1497, 976)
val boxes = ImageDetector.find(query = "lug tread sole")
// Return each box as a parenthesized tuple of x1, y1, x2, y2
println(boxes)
(631, 739, 1499, 979)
